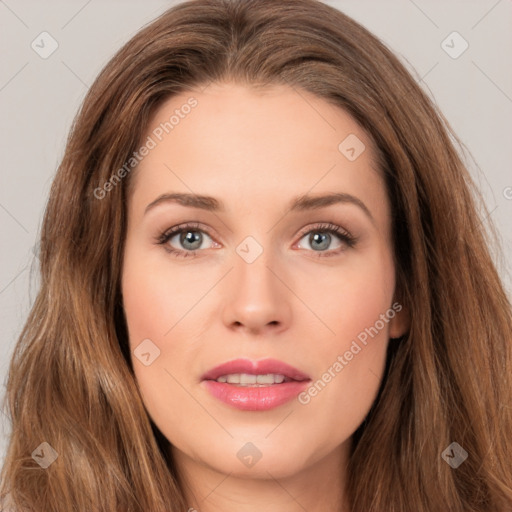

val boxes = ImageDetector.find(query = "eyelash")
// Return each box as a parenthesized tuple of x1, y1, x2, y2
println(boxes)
(155, 221, 358, 259)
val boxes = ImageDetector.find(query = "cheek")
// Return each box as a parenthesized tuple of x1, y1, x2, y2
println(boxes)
(121, 249, 199, 434)
(120, 239, 216, 394)
(294, 250, 395, 438)
(301, 247, 395, 350)
(122, 275, 175, 341)
(121, 244, 202, 343)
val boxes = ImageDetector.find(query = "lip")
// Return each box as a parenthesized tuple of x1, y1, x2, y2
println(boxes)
(201, 358, 310, 382)
(201, 358, 311, 411)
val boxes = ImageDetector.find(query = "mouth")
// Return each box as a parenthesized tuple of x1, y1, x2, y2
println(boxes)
(201, 358, 311, 411)
(213, 373, 292, 386)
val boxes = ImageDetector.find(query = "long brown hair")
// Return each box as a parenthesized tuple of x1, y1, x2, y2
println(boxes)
(1, 0, 511, 510)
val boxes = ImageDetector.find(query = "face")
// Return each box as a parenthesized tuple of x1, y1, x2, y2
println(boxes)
(121, 82, 408, 480)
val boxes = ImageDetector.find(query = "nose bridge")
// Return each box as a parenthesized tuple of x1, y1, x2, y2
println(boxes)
(221, 235, 291, 333)
(233, 237, 281, 305)
(235, 241, 275, 295)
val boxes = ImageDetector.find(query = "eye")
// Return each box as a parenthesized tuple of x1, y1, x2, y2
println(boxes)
(295, 222, 357, 257)
(156, 222, 217, 258)
(156, 221, 357, 259)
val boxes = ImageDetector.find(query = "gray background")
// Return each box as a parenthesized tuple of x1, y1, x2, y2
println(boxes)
(1, 0, 511, 464)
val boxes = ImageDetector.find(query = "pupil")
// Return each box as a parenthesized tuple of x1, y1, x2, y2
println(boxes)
(311, 232, 330, 251)
(181, 231, 201, 250)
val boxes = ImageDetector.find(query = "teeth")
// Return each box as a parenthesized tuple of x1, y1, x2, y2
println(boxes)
(215, 373, 286, 386)
(256, 374, 274, 384)
(240, 374, 257, 385)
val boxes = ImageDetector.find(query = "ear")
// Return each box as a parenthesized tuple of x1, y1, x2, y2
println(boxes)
(388, 299, 410, 339)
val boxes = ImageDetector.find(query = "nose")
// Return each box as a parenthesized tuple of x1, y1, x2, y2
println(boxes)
(221, 248, 292, 336)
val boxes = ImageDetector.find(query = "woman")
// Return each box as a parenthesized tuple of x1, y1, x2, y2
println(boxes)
(1, 0, 511, 510)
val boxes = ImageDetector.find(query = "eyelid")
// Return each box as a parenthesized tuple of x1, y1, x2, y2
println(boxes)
(157, 221, 213, 242)
(295, 222, 351, 240)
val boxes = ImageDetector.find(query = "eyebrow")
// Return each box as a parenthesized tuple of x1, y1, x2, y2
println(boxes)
(144, 191, 374, 223)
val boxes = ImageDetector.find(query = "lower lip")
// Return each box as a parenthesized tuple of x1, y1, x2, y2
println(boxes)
(202, 380, 310, 411)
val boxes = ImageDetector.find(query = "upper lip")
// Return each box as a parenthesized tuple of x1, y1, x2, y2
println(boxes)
(201, 358, 311, 382)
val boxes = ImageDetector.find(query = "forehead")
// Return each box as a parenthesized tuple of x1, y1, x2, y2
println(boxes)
(128, 82, 388, 223)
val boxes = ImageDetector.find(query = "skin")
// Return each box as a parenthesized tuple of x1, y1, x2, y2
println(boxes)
(121, 82, 409, 512)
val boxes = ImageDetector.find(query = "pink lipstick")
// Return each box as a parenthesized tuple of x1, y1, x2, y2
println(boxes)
(201, 358, 311, 411)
